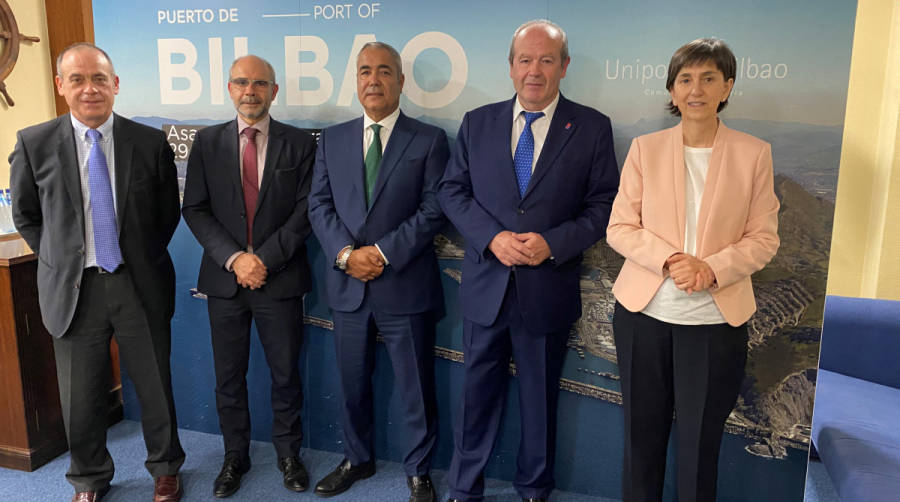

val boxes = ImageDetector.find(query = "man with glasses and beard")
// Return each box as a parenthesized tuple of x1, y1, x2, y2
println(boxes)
(182, 55, 316, 498)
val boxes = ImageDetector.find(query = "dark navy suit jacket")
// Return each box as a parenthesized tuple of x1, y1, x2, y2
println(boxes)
(309, 111, 449, 314)
(438, 95, 619, 332)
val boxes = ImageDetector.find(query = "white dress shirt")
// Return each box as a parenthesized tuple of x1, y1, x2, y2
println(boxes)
(362, 106, 400, 158)
(71, 113, 116, 270)
(510, 92, 560, 173)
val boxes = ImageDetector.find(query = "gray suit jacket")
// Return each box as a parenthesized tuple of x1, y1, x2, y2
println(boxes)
(10, 113, 181, 337)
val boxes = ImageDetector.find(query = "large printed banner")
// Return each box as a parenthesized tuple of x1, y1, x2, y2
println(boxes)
(94, 1, 856, 499)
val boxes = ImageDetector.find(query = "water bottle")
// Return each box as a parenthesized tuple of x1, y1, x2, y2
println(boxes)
(0, 194, 12, 234)
(5, 189, 14, 233)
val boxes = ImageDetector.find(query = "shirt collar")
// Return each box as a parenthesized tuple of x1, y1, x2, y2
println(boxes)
(237, 114, 270, 137)
(363, 106, 401, 133)
(513, 92, 560, 123)
(71, 113, 115, 141)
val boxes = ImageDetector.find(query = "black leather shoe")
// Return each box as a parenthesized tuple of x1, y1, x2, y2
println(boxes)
(314, 458, 375, 497)
(279, 456, 309, 492)
(407, 474, 436, 502)
(213, 456, 250, 498)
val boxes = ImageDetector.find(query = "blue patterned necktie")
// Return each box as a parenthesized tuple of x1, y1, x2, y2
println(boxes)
(86, 129, 123, 272)
(513, 111, 544, 197)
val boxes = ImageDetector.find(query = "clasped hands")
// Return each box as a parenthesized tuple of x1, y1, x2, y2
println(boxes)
(233, 252, 267, 290)
(665, 252, 716, 295)
(488, 230, 552, 267)
(345, 245, 384, 282)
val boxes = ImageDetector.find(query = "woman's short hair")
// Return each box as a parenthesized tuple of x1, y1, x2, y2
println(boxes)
(665, 38, 736, 116)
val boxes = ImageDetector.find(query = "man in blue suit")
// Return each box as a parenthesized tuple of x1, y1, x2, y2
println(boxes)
(308, 41, 449, 502)
(438, 20, 619, 502)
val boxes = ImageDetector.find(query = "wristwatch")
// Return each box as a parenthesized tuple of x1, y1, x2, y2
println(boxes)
(335, 246, 353, 271)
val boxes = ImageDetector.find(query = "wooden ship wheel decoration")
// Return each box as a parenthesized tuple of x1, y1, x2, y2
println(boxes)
(0, 0, 41, 107)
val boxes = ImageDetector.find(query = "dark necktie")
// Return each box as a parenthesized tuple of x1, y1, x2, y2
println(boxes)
(86, 129, 122, 272)
(513, 111, 544, 197)
(242, 127, 259, 246)
(365, 123, 383, 206)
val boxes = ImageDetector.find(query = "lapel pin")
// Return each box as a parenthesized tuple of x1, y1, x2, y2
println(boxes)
(565, 122, 572, 130)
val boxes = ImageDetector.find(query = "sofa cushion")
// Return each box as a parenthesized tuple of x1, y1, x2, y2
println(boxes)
(812, 369, 900, 501)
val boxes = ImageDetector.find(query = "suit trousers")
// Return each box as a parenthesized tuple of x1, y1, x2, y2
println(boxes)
(612, 302, 748, 502)
(332, 293, 438, 476)
(52, 266, 185, 492)
(448, 277, 569, 501)
(207, 289, 303, 460)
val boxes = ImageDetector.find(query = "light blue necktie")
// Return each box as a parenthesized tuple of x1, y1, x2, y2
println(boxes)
(513, 111, 544, 197)
(86, 129, 123, 272)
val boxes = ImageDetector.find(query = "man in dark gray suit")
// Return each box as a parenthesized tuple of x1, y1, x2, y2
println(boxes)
(10, 43, 184, 502)
(182, 55, 316, 498)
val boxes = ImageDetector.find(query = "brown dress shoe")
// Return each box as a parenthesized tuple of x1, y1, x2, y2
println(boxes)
(71, 486, 110, 502)
(154, 475, 183, 502)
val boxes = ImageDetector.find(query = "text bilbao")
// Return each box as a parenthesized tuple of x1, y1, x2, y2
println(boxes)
(157, 33, 467, 109)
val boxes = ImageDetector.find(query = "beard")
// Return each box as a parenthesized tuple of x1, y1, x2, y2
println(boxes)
(239, 99, 270, 121)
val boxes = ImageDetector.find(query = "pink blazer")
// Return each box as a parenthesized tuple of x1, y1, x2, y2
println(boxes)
(606, 121, 780, 327)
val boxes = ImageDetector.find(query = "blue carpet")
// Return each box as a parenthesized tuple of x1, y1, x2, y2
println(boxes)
(804, 459, 839, 502)
(0, 420, 618, 501)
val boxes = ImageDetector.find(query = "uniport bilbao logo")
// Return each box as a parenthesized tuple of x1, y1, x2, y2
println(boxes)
(603, 57, 790, 98)
(155, 4, 468, 110)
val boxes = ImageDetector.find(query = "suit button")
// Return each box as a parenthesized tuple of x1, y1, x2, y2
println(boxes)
(518, 208, 525, 215)
(79, 249, 85, 255)
(74, 282, 80, 289)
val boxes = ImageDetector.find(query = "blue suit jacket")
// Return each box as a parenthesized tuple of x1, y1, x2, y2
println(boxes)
(309, 111, 449, 314)
(438, 95, 619, 332)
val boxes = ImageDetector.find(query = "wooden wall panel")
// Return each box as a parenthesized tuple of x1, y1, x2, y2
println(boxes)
(43, 0, 93, 116)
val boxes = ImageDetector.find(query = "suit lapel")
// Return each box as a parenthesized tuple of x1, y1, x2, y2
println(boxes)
(672, 122, 687, 250)
(368, 112, 415, 211)
(523, 95, 575, 200)
(57, 115, 85, 236)
(219, 121, 242, 204)
(694, 121, 727, 254)
(112, 114, 134, 231)
(345, 117, 367, 216)
(257, 119, 284, 211)
(494, 97, 520, 200)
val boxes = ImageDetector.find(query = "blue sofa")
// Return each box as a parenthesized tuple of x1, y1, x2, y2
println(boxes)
(812, 295, 900, 501)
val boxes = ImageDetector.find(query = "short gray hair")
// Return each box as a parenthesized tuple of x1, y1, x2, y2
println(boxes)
(229, 55, 277, 82)
(56, 43, 115, 77)
(357, 41, 404, 76)
(508, 19, 569, 64)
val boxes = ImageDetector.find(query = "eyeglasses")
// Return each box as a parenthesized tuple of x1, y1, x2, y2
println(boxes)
(229, 78, 274, 89)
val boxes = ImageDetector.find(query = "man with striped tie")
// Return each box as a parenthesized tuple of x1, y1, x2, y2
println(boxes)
(10, 43, 184, 502)
(438, 20, 619, 502)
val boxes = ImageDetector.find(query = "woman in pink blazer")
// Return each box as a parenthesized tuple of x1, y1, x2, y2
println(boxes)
(606, 38, 780, 502)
